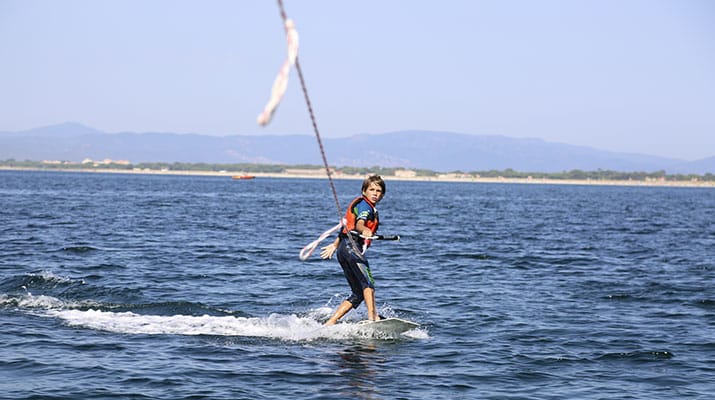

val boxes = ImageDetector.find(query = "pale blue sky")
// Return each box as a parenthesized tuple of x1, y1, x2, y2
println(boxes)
(1, 0, 713, 160)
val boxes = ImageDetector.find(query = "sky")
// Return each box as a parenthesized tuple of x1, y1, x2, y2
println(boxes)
(1, 0, 714, 161)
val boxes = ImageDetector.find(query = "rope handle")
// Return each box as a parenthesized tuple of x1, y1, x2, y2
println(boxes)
(349, 231, 401, 241)
(299, 224, 402, 261)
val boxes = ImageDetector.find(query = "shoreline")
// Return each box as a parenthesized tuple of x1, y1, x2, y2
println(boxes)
(2, 166, 714, 188)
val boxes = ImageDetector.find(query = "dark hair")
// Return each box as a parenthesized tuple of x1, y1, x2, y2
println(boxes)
(362, 175, 386, 195)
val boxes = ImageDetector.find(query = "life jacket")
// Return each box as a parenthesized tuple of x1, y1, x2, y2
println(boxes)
(341, 196, 379, 248)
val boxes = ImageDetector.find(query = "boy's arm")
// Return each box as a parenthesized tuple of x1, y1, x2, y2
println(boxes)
(320, 216, 371, 259)
(355, 219, 373, 237)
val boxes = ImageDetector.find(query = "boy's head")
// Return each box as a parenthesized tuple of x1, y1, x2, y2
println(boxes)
(362, 175, 386, 203)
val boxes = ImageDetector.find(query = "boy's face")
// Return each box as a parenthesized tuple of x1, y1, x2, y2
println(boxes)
(363, 182, 384, 204)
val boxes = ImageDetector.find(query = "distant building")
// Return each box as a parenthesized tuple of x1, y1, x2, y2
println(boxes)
(80, 158, 131, 166)
(285, 168, 331, 176)
(395, 169, 417, 178)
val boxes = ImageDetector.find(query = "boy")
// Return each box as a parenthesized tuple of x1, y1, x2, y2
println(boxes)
(320, 175, 385, 325)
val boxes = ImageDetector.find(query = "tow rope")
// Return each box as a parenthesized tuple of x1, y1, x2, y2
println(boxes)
(256, 17, 298, 127)
(259, 0, 365, 260)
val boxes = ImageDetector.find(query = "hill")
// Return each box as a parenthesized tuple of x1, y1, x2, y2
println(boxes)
(1, 122, 712, 174)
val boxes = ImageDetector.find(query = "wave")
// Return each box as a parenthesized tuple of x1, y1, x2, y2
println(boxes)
(25, 270, 81, 285)
(1, 293, 100, 310)
(59, 245, 100, 253)
(46, 308, 427, 341)
(1, 275, 427, 342)
(0, 270, 85, 294)
(595, 350, 675, 361)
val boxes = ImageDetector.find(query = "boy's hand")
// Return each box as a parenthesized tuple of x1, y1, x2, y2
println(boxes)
(320, 243, 337, 259)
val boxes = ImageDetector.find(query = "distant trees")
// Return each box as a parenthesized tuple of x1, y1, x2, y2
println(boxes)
(1, 159, 713, 182)
(466, 168, 706, 182)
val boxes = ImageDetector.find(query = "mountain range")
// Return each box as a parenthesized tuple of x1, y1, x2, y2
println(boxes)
(1, 122, 713, 174)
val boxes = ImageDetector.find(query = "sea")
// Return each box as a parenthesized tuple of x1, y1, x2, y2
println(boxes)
(1, 170, 714, 399)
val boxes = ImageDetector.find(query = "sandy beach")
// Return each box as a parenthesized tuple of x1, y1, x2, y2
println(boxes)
(3, 166, 713, 188)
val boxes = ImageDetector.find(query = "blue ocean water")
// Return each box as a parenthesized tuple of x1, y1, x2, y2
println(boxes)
(1, 170, 714, 399)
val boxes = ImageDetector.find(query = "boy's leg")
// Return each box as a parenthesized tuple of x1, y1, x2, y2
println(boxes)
(363, 288, 380, 321)
(324, 300, 354, 326)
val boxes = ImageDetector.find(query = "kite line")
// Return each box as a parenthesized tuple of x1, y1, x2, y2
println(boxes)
(257, 0, 362, 260)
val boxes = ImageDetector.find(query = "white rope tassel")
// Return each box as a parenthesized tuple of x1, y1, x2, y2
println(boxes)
(299, 222, 342, 261)
(257, 19, 299, 126)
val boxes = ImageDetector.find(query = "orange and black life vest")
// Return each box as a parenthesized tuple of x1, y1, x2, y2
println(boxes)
(340, 196, 379, 247)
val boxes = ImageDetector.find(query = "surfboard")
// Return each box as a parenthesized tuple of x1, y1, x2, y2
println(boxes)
(357, 317, 419, 336)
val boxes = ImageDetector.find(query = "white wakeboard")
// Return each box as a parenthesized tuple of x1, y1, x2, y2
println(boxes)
(357, 317, 419, 336)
